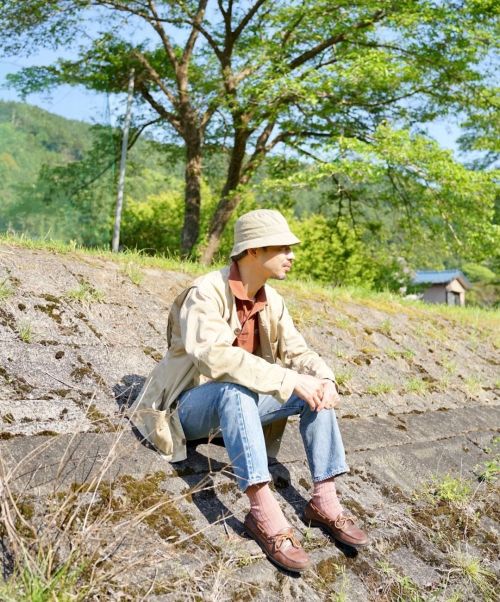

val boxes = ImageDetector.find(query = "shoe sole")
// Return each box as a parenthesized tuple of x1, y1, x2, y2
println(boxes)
(305, 518, 369, 548)
(244, 526, 310, 574)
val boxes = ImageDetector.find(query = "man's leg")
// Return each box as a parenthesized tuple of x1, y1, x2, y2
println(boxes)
(257, 393, 368, 546)
(177, 381, 311, 571)
(177, 382, 291, 532)
(257, 393, 347, 512)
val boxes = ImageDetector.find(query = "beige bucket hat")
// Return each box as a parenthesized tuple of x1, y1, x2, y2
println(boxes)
(230, 209, 300, 258)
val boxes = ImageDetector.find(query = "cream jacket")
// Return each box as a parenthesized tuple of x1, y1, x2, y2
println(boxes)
(130, 267, 335, 461)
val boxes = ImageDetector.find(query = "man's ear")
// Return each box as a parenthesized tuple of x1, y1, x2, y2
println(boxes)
(247, 247, 259, 258)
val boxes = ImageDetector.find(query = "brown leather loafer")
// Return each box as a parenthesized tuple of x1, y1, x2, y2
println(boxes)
(304, 501, 369, 547)
(244, 512, 311, 573)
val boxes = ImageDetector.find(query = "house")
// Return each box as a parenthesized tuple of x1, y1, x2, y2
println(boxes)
(412, 270, 472, 306)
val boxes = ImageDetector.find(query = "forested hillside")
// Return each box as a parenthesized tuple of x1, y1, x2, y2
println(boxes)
(0, 100, 498, 305)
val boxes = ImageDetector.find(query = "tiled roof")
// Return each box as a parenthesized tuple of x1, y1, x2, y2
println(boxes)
(412, 270, 472, 289)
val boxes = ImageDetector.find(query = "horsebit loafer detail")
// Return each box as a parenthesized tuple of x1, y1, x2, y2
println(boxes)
(244, 512, 311, 573)
(304, 501, 369, 547)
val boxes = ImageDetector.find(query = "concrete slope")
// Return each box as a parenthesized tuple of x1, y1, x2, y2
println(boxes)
(0, 244, 498, 601)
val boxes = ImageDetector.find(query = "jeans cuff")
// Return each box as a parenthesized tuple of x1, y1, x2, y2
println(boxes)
(240, 474, 272, 492)
(313, 465, 349, 482)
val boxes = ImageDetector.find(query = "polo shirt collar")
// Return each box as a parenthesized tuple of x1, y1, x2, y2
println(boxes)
(228, 261, 267, 305)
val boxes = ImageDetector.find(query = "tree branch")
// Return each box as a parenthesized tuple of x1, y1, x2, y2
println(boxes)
(133, 50, 178, 107)
(288, 9, 386, 70)
(233, 0, 267, 40)
(146, 0, 180, 73)
(181, 0, 210, 65)
(137, 85, 182, 133)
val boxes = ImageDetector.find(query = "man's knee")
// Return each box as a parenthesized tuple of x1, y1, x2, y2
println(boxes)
(217, 382, 258, 408)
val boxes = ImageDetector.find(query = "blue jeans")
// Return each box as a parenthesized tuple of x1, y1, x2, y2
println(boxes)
(177, 382, 348, 491)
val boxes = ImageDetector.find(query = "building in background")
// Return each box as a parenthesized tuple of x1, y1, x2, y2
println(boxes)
(412, 270, 472, 306)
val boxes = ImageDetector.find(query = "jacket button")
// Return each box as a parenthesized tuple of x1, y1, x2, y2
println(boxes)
(234, 328, 242, 335)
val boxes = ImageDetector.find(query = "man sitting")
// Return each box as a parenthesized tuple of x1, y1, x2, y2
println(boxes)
(131, 209, 368, 572)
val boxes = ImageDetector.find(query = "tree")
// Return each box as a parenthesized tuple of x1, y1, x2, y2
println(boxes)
(1, 0, 498, 261)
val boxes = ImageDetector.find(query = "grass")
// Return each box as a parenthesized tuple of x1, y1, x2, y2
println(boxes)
(448, 548, 496, 600)
(475, 459, 499, 483)
(366, 381, 394, 395)
(122, 261, 143, 285)
(17, 320, 33, 343)
(0, 415, 247, 600)
(405, 377, 428, 395)
(0, 278, 13, 302)
(334, 369, 353, 387)
(376, 561, 424, 602)
(2, 231, 499, 334)
(378, 318, 392, 335)
(65, 282, 105, 303)
(441, 358, 457, 375)
(463, 376, 482, 397)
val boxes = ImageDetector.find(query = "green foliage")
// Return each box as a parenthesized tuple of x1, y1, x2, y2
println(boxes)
(289, 214, 379, 287)
(421, 475, 472, 506)
(1, 0, 498, 262)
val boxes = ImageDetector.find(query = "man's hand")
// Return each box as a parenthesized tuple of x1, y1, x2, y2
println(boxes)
(293, 375, 341, 412)
(320, 379, 341, 409)
(294, 374, 327, 412)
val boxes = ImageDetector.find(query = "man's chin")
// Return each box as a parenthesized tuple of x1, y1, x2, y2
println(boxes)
(271, 272, 287, 281)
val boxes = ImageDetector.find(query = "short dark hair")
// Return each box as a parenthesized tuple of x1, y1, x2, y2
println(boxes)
(231, 250, 248, 262)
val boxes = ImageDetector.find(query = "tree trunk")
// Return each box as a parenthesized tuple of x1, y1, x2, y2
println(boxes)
(180, 131, 202, 257)
(200, 128, 249, 264)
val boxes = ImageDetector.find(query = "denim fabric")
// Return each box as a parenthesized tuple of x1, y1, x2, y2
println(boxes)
(177, 381, 348, 491)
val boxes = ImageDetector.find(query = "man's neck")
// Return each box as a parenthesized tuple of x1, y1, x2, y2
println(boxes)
(236, 261, 267, 299)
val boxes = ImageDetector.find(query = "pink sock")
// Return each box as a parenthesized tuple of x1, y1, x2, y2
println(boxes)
(312, 477, 343, 520)
(246, 483, 290, 536)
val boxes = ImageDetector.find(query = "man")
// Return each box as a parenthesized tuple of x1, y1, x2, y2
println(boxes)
(131, 209, 368, 573)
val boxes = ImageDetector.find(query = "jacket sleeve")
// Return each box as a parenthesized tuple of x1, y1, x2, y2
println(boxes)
(180, 286, 297, 402)
(277, 299, 336, 382)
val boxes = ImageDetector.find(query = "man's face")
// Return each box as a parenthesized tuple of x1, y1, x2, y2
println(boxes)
(254, 245, 296, 280)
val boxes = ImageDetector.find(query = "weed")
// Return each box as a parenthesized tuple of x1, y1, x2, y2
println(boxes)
(17, 320, 33, 343)
(405, 377, 428, 395)
(122, 262, 143, 286)
(65, 282, 104, 303)
(329, 565, 349, 601)
(335, 369, 353, 387)
(367, 381, 394, 395)
(402, 349, 416, 362)
(0, 278, 13, 302)
(0, 426, 215, 599)
(420, 474, 472, 506)
(475, 459, 499, 483)
(377, 561, 424, 602)
(463, 376, 482, 397)
(441, 358, 457, 375)
(448, 548, 496, 599)
(378, 318, 392, 335)
(386, 348, 399, 359)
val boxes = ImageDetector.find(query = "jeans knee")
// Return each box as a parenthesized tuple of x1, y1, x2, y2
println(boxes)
(217, 382, 258, 410)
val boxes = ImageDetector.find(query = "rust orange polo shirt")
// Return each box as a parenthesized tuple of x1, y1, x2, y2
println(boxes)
(228, 261, 267, 354)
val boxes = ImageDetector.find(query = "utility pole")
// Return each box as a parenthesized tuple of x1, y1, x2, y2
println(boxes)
(112, 69, 135, 252)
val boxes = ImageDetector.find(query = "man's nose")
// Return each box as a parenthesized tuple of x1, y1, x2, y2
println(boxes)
(287, 248, 295, 260)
